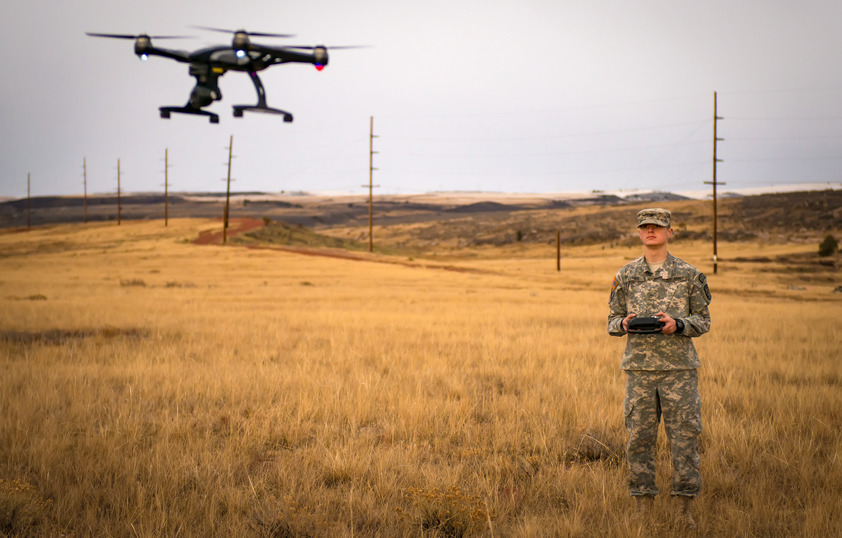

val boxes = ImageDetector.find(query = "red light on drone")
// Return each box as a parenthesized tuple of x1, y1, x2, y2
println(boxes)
(315, 64, 325, 71)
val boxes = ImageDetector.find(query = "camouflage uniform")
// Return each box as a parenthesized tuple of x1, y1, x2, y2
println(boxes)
(608, 211, 711, 499)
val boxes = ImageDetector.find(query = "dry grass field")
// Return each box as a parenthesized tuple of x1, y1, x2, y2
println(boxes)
(1, 210, 840, 537)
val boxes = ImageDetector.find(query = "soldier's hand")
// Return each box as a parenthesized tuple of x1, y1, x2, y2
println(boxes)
(656, 312, 676, 334)
(622, 313, 636, 332)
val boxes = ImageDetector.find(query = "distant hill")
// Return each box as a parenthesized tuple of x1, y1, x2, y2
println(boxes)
(349, 189, 842, 249)
(623, 191, 693, 202)
(1, 190, 839, 250)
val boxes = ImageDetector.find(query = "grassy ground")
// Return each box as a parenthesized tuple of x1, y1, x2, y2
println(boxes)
(1, 219, 840, 537)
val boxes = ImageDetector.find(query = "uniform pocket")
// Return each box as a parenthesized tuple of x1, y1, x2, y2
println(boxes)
(624, 396, 641, 430)
(662, 278, 691, 314)
(682, 406, 703, 435)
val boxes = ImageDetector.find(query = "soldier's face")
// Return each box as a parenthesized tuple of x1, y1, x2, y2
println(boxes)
(638, 224, 673, 246)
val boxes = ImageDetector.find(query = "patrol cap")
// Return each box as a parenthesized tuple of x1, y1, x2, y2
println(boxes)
(637, 208, 671, 228)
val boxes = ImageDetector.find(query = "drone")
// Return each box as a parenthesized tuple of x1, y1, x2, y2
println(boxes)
(87, 27, 346, 123)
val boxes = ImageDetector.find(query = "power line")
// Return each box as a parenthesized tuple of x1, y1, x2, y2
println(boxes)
(387, 140, 709, 159)
(727, 116, 842, 121)
(385, 119, 710, 142)
(730, 135, 842, 141)
(727, 156, 842, 163)
(380, 94, 712, 120)
(719, 86, 842, 96)
(715, 178, 841, 186)
(390, 159, 711, 178)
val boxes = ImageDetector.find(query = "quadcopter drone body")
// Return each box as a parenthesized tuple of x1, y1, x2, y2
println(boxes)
(87, 28, 335, 123)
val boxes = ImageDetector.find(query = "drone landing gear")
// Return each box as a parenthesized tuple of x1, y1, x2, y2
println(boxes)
(160, 106, 219, 124)
(232, 71, 294, 122)
(233, 105, 293, 122)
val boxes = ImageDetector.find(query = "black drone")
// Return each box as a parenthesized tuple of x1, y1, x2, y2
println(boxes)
(87, 27, 345, 123)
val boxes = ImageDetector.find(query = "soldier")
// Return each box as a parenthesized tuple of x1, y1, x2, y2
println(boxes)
(607, 208, 711, 529)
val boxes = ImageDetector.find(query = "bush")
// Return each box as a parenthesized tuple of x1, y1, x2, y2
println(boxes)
(818, 235, 838, 257)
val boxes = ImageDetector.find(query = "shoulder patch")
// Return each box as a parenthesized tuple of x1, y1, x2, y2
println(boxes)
(611, 277, 618, 292)
(695, 272, 711, 301)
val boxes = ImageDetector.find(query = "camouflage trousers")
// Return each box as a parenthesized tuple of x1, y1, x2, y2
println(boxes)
(624, 369, 702, 497)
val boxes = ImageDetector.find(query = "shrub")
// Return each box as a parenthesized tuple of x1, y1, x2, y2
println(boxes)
(818, 234, 838, 257)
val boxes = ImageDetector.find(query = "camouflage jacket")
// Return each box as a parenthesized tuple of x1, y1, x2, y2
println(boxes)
(608, 253, 711, 370)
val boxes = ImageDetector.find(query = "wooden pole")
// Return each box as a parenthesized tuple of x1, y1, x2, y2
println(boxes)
(27, 173, 31, 231)
(164, 148, 169, 227)
(117, 159, 122, 226)
(362, 116, 380, 253)
(369, 117, 374, 252)
(83, 158, 88, 223)
(713, 92, 719, 274)
(556, 230, 561, 271)
(223, 135, 233, 245)
(704, 91, 725, 274)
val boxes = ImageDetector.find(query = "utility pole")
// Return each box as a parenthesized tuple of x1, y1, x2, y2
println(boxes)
(704, 91, 725, 274)
(223, 135, 234, 245)
(27, 173, 31, 230)
(117, 158, 122, 226)
(82, 158, 88, 223)
(361, 116, 380, 252)
(163, 148, 171, 227)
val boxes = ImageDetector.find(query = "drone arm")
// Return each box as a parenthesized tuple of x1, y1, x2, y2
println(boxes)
(250, 44, 328, 68)
(141, 46, 192, 63)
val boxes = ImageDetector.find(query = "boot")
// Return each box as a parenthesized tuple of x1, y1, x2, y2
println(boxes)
(675, 496, 696, 530)
(635, 495, 654, 518)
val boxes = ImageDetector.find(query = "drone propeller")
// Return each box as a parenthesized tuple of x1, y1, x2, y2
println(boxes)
(87, 32, 192, 59)
(86, 32, 190, 40)
(192, 26, 295, 38)
(283, 45, 365, 50)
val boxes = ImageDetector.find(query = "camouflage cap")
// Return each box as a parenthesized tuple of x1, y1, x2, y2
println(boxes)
(637, 208, 671, 228)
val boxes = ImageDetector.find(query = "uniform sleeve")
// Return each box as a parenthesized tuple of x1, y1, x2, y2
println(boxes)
(607, 273, 627, 336)
(682, 271, 711, 337)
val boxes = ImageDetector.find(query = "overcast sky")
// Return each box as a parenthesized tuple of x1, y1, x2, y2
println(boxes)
(2, 0, 841, 198)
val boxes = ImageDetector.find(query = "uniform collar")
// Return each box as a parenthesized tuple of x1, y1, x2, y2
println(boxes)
(634, 252, 675, 278)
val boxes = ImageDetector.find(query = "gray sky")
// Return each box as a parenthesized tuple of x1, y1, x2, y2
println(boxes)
(2, 0, 841, 198)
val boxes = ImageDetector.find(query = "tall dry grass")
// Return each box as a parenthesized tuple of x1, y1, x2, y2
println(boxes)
(1, 219, 840, 536)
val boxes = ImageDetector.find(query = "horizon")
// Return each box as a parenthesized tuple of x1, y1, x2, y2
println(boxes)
(2, 181, 840, 204)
